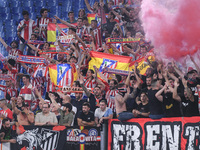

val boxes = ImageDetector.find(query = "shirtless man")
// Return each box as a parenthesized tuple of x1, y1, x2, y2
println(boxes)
(115, 87, 135, 121)
(11, 97, 34, 125)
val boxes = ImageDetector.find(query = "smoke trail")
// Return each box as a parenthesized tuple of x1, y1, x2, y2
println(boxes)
(140, 0, 200, 60)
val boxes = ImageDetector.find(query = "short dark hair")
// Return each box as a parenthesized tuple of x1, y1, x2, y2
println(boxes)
(68, 11, 74, 16)
(62, 103, 72, 112)
(99, 99, 107, 105)
(22, 10, 29, 16)
(91, 20, 97, 24)
(77, 17, 83, 21)
(22, 74, 30, 81)
(74, 81, 81, 87)
(82, 16, 88, 21)
(82, 102, 90, 108)
(2, 118, 9, 125)
(88, 69, 94, 74)
(40, 8, 48, 16)
(31, 34, 37, 38)
(69, 27, 76, 33)
(10, 40, 18, 48)
(111, 79, 118, 86)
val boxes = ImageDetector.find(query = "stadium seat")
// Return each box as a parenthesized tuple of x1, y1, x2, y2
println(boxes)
(22, 1, 34, 7)
(10, 0, 22, 8)
(11, 7, 22, 14)
(22, 6, 35, 13)
(0, 0, 8, 7)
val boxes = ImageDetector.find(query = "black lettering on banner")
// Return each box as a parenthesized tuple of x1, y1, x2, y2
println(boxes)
(111, 121, 142, 150)
(144, 121, 182, 150)
(183, 123, 200, 150)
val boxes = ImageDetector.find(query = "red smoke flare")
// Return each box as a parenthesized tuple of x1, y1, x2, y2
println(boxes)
(140, 0, 200, 60)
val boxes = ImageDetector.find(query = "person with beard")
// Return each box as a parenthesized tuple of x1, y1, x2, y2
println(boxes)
(173, 78, 198, 117)
(53, 102, 73, 126)
(132, 92, 150, 118)
(79, 73, 105, 112)
(35, 103, 58, 126)
(0, 38, 22, 59)
(155, 81, 182, 117)
(77, 102, 95, 126)
(11, 99, 34, 125)
(147, 79, 165, 119)
(173, 63, 200, 116)
(0, 119, 16, 143)
(71, 92, 87, 126)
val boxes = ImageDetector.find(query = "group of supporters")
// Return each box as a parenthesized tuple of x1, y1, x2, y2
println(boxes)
(0, 0, 199, 143)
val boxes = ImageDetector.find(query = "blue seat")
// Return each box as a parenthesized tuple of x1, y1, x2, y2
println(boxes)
(0, 0, 8, 7)
(11, 7, 22, 14)
(34, 1, 46, 7)
(22, 1, 34, 7)
(10, 0, 21, 7)
(23, 6, 35, 13)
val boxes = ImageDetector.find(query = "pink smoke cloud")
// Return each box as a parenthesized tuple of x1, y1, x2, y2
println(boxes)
(140, 0, 200, 60)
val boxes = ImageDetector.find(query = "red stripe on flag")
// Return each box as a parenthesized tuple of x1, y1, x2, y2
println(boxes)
(90, 51, 131, 63)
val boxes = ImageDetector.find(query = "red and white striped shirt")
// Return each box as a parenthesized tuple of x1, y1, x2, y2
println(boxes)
(37, 17, 52, 40)
(17, 19, 36, 44)
(6, 46, 23, 59)
(93, 27, 102, 49)
(19, 84, 37, 111)
(84, 78, 97, 89)
(106, 89, 118, 112)
(0, 85, 17, 103)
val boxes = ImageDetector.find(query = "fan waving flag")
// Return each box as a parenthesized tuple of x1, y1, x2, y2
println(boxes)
(49, 64, 77, 87)
(89, 51, 132, 78)
(129, 49, 155, 75)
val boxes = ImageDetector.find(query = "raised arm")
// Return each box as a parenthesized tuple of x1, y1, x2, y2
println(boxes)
(172, 80, 181, 102)
(182, 78, 194, 102)
(155, 85, 166, 102)
(54, 16, 75, 28)
(79, 75, 91, 97)
(11, 97, 21, 115)
(84, 0, 92, 12)
(172, 61, 184, 78)
(0, 37, 8, 49)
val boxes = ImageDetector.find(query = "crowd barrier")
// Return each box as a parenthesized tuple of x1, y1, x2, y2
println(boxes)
(2, 116, 200, 150)
(3, 125, 100, 150)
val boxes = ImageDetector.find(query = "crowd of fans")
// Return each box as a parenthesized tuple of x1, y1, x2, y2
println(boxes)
(0, 0, 199, 143)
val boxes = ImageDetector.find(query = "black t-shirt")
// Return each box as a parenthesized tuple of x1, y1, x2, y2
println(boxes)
(77, 111, 94, 122)
(71, 98, 87, 113)
(136, 103, 150, 118)
(181, 95, 199, 117)
(88, 94, 105, 112)
(162, 92, 182, 117)
(0, 126, 13, 140)
(186, 78, 200, 116)
(147, 89, 164, 115)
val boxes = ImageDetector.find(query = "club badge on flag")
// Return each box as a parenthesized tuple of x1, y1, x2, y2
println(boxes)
(89, 51, 132, 78)
(49, 63, 77, 87)
(47, 23, 77, 46)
